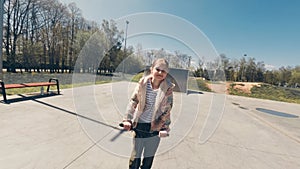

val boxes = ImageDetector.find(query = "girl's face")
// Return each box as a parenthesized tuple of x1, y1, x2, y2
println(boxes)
(151, 60, 168, 81)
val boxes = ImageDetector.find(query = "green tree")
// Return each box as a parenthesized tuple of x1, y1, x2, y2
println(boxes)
(245, 57, 256, 82)
(99, 19, 123, 74)
(238, 57, 247, 81)
(278, 66, 292, 86)
(289, 66, 300, 87)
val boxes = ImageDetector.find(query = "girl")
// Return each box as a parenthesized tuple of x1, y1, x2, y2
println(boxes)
(122, 58, 175, 169)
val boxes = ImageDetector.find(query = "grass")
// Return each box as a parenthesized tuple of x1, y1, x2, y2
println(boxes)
(229, 83, 300, 104)
(131, 73, 144, 82)
(2, 72, 299, 104)
(1, 80, 112, 96)
(188, 77, 212, 92)
(131, 73, 212, 92)
(228, 83, 249, 96)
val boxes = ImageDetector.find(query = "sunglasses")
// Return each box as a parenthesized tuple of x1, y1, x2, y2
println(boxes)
(155, 67, 167, 73)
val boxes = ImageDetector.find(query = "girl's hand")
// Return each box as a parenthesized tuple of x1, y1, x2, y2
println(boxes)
(122, 122, 132, 131)
(159, 131, 169, 137)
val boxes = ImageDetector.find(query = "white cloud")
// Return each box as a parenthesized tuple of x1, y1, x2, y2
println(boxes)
(265, 64, 276, 70)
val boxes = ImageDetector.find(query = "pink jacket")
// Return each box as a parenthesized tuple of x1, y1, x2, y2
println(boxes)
(124, 75, 175, 132)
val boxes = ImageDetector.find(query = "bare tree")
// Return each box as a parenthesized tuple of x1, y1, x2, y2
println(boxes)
(99, 19, 123, 74)
(4, 0, 33, 72)
(38, 0, 67, 73)
(66, 2, 82, 72)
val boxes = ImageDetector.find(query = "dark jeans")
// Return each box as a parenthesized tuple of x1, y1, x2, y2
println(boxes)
(129, 123, 160, 169)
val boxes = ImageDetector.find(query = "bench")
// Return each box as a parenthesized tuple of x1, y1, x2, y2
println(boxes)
(0, 78, 60, 103)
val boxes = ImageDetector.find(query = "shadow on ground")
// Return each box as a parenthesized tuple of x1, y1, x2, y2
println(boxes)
(187, 90, 203, 95)
(256, 107, 299, 118)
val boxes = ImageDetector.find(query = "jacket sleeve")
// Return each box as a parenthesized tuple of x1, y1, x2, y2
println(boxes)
(159, 87, 174, 132)
(123, 83, 140, 123)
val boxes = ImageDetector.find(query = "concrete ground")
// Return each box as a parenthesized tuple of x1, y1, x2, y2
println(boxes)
(0, 81, 300, 169)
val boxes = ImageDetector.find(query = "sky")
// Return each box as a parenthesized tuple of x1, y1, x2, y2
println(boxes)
(59, 0, 300, 69)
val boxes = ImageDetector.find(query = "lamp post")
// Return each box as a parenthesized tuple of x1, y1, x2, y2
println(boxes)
(0, 0, 4, 80)
(124, 20, 129, 55)
(241, 54, 247, 81)
(122, 20, 129, 77)
(188, 56, 192, 68)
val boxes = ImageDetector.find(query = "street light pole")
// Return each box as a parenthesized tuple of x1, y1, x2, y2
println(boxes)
(0, 0, 4, 80)
(241, 54, 247, 81)
(122, 20, 129, 77)
(124, 20, 129, 55)
(188, 56, 191, 68)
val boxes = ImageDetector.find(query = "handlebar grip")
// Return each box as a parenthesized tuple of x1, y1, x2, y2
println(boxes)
(119, 122, 133, 130)
(119, 123, 124, 127)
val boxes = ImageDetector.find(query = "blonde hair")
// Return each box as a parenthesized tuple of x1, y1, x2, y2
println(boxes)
(151, 58, 169, 71)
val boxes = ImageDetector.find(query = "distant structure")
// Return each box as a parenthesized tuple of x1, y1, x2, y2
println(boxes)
(144, 67, 189, 93)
